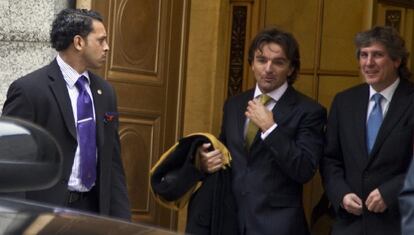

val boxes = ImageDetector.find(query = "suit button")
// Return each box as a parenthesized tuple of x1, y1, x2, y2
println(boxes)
(241, 191, 249, 196)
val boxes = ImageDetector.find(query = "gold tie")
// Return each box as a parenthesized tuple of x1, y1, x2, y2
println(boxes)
(245, 94, 272, 149)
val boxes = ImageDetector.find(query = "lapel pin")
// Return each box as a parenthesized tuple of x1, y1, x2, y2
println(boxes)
(97, 89, 102, 95)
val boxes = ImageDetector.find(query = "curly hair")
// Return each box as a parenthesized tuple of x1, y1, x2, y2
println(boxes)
(247, 27, 301, 85)
(355, 26, 411, 80)
(50, 8, 103, 51)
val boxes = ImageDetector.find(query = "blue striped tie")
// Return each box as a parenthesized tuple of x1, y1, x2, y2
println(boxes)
(366, 93, 383, 154)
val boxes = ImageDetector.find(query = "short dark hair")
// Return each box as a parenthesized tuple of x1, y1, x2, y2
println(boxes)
(247, 27, 300, 85)
(355, 26, 411, 80)
(50, 8, 103, 51)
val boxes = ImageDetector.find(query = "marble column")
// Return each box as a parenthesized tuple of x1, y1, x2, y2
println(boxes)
(0, 0, 73, 109)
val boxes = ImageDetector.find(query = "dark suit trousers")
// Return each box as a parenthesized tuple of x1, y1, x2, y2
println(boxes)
(66, 186, 99, 213)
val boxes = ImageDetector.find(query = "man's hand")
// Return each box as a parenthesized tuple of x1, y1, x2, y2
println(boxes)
(197, 143, 223, 174)
(245, 99, 274, 132)
(342, 193, 363, 215)
(365, 188, 387, 213)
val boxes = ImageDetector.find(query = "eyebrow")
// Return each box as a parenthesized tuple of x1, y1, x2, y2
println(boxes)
(255, 55, 289, 61)
(359, 49, 386, 55)
(360, 47, 385, 52)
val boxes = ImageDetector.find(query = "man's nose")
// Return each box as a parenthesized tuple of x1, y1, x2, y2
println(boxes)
(264, 61, 273, 72)
(103, 41, 110, 52)
(366, 54, 375, 65)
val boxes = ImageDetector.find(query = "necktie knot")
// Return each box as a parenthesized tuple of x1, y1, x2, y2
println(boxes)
(372, 93, 383, 104)
(75, 76, 88, 92)
(259, 94, 271, 105)
(76, 76, 92, 106)
(245, 94, 272, 150)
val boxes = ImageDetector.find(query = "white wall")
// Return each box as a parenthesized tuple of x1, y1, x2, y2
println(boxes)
(0, 0, 72, 110)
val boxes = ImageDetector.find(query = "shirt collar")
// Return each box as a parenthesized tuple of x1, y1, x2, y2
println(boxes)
(369, 78, 399, 102)
(253, 81, 288, 101)
(56, 54, 90, 88)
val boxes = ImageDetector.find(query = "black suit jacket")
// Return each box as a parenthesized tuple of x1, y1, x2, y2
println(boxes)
(219, 86, 326, 235)
(400, 157, 414, 235)
(321, 79, 414, 235)
(2, 59, 131, 220)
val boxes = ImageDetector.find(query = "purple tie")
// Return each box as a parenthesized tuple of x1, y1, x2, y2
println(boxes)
(75, 76, 96, 189)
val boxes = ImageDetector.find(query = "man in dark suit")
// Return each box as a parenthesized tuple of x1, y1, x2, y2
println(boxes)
(400, 159, 414, 235)
(2, 9, 131, 220)
(321, 26, 414, 235)
(198, 27, 326, 235)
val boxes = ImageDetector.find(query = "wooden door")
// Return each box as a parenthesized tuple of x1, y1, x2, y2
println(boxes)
(92, 0, 189, 230)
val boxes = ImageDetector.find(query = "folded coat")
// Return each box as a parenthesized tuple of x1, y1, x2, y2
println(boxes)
(150, 133, 239, 235)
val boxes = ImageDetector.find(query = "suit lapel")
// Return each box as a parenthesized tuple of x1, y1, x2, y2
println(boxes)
(354, 86, 370, 160)
(369, 80, 414, 159)
(47, 60, 77, 140)
(249, 86, 296, 156)
(347, 85, 371, 169)
(272, 86, 296, 125)
(89, 74, 105, 150)
(238, 90, 254, 143)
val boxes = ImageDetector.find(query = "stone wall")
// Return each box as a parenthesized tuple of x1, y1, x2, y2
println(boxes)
(0, 0, 74, 110)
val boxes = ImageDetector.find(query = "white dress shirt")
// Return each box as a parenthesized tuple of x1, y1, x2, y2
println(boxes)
(367, 78, 399, 122)
(56, 54, 97, 192)
(244, 82, 288, 140)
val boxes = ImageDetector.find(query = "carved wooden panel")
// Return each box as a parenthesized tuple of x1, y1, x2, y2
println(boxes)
(93, 0, 188, 230)
(119, 113, 161, 223)
(228, 5, 247, 97)
(109, 0, 163, 84)
(376, 4, 410, 36)
(378, 0, 414, 8)
(385, 10, 402, 31)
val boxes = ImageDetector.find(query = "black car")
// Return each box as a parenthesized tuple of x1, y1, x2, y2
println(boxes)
(0, 117, 176, 235)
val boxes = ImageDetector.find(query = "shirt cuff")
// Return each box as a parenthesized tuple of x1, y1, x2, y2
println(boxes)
(261, 123, 277, 139)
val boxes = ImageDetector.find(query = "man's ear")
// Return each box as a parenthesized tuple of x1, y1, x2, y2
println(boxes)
(288, 66, 294, 77)
(73, 35, 85, 51)
(393, 58, 402, 69)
